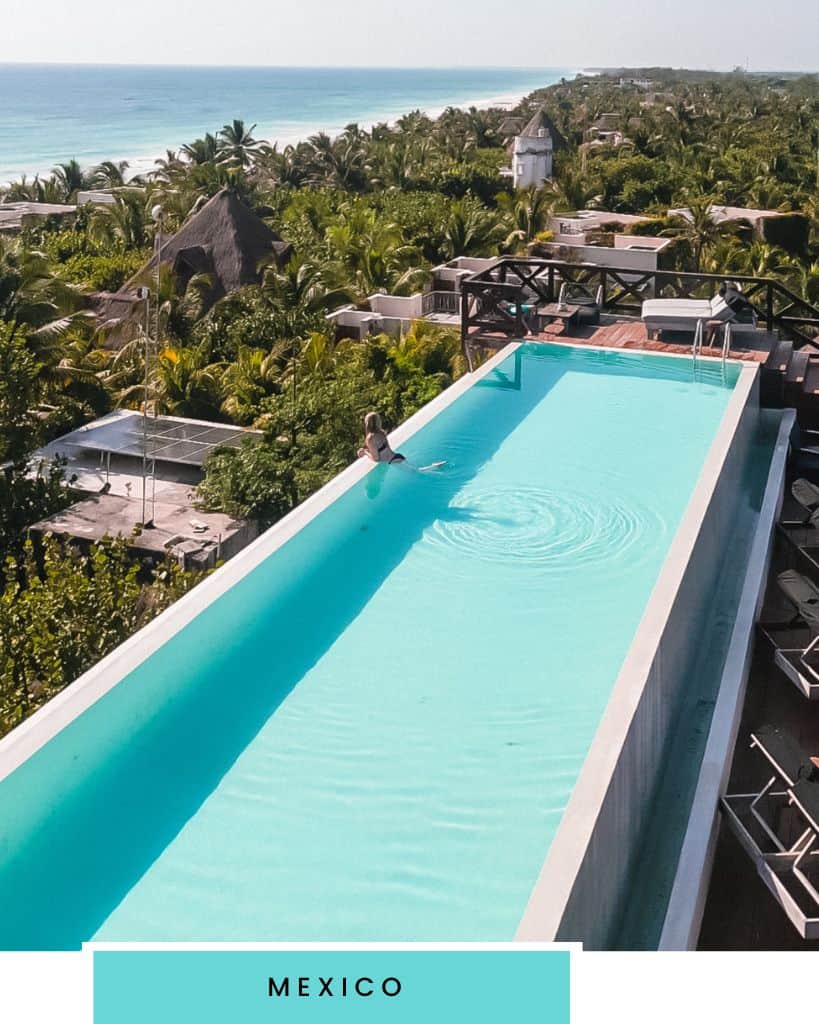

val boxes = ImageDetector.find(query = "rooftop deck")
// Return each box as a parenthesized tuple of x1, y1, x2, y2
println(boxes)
(516, 314, 777, 364)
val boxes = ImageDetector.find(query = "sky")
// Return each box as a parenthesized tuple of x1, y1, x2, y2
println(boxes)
(1, 0, 817, 71)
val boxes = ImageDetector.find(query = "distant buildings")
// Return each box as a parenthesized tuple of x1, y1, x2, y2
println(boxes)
(503, 105, 566, 190)
(0, 201, 77, 233)
(667, 204, 810, 253)
(542, 211, 671, 274)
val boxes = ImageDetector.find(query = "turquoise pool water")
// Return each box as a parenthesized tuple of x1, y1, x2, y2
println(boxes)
(0, 345, 740, 949)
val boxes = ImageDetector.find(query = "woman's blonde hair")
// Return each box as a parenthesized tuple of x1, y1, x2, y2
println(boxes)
(364, 411, 382, 434)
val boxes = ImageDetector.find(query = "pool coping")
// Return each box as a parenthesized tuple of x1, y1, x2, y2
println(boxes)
(657, 407, 795, 949)
(0, 344, 523, 785)
(514, 357, 760, 943)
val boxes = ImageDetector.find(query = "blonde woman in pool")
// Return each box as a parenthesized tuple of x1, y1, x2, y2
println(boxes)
(357, 412, 445, 471)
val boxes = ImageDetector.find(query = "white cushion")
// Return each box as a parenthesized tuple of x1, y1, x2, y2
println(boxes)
(709, 296, 735, 321)
(642, 299, 712, 320)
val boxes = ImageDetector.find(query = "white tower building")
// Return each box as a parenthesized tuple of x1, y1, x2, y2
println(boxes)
(511, 105, 561, 190)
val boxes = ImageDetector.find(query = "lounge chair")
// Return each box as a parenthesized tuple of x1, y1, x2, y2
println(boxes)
(777, 479, 819, 582)
(557, 282, 603, 326)
(720, 728, 819, 939)
(777, 570, 819, 632)
(786, 779, 819, 913)
(751, 725, 818, 789)
(792, 478, 819, 524)
(641, 293, 736, 338)
(757, 570, 819, 699)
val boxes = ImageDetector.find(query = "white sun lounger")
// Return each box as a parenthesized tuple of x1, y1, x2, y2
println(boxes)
(641, 294, 736, 337)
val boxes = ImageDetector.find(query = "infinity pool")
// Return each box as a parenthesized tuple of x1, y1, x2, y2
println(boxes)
(0, 344, 740, 948)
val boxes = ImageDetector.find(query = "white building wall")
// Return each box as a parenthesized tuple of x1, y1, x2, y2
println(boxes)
(512, 132, 553, 189)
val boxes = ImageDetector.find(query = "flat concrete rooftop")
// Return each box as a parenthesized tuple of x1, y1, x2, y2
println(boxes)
(32, 493, 257, 569)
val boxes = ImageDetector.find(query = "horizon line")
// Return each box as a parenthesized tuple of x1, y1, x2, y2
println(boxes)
(0, 60, 816, 74)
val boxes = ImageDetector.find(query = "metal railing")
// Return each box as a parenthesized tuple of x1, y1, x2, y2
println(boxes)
(421, 290, 460, 317)
(460, 257, 819, 363)
(692, 319, 704, 366)
(722, 321, 733, 367)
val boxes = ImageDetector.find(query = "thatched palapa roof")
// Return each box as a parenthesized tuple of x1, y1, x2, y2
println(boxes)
(136, 188, 292, 305)
(94, 189, 292, 347)
(520, 105, 567, 150)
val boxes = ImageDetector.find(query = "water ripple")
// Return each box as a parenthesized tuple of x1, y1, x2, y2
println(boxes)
(424, 486, 667, 576)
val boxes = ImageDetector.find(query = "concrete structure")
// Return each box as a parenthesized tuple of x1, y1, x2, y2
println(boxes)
(670, 203, 791, 233)
(0, 201, 76, 233)
(76, 190, 119, 207)
(517, 362, 791, 948)
(506, 105, 565, 190)
(549, 210, 654, 241)
(512, 130, 553, 189)
(326, 258, 501, 341)
(668, 204, 810, 254)
(0, 339, 791, 951)
(30, 410, 262, 569)
(541, 233, 671, 275)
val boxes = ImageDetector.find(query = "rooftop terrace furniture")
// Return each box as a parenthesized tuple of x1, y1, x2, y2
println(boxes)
(720, 730, 819, 939)
(641, 293, 736, 338)
(744, 727, 817, 854)
(751, 725, 819, 789)
(758, 570, 819, 700)
(557, 281, 603, 326)
(790, 430, 819, 478)
(792, 478, 819, 525)
(777, 569, 819, 633)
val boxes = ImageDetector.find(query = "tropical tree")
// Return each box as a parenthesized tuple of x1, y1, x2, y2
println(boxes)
(441, 199, 500, 260)
(92, 160, 130, 188)
(51, 159, 92, 201)
(153, 346, 225, 420)
(497, 186, 554, 251)
(664, 192, 734, 272)
(218, 119, 263, 169)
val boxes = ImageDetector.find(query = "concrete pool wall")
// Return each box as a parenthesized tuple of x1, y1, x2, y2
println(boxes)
(516, 359, 762, 948)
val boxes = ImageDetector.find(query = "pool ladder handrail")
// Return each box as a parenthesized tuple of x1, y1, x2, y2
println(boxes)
(719, 322, 733, 385)
(721, 321, 732, 366)
(692, 319, 704, 368)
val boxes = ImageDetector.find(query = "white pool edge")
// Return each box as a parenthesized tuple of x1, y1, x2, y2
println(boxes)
(515, 359, 760, 944)
(657, 407, 795, 950)
(0, 344, 521, 785)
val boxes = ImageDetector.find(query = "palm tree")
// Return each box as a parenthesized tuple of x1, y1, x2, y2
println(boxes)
(218, 120, 263, 170)
(181, 133, 220, 165)
(88, 189, 151, 249)
(154, 346, 225, 420)
(665, 191, 733, 273)
(325, 207, 425, 300)
(441, 200, 499, 260)
(497, 187, 554, 252)
(260, 255, 349, 340)
(0, 240, 82, 330)
(51, 159, 91, 202)
(92, 160, 130, 188)
(220, 344, 283, 424)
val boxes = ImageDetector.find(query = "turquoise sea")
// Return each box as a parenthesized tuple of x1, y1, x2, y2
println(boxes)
(0, 64, 570, 183)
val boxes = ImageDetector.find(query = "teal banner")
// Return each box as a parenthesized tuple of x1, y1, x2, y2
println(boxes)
(94, 949, 570, 1023)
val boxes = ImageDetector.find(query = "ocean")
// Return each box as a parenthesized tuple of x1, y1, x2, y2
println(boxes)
(0, 64, 570, 183)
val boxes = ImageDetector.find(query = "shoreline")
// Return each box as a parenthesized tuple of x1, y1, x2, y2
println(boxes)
(0, 69, 574, 184)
